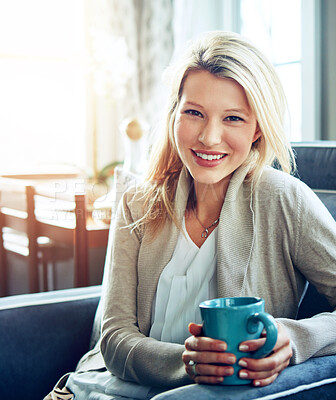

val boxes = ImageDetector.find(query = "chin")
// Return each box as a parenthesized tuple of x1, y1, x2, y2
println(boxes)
(190, 171, 230, 186)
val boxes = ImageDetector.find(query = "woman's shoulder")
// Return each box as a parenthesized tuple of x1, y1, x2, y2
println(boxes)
(255, 166, 316, 207)
(258, 166, 309, 192)
(121, 182, 149, 211)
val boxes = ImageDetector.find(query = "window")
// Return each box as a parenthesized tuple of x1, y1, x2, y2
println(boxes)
(240, 0, 301, 140)
(240, 0, 321, 141)
(0, 0, 87, 173)
(0, 0, 322, 177)
(172, 0, 321, 142)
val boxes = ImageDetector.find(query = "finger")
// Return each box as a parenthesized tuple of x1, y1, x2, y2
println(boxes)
(238, 343, 291, 373)
(238, 359, 288, 381)
(239, 322, 289, 353)
(183, 357, 234, 384)
(192, 363, 234, 378)
(239, 337, 265, 352)
(188, 323, 203, 336)
(252, 372, 279, 387)
(185, 335, 228, 352)
(192, 365, 235, 385)
(195, 367, 240, 385)
(194, 375, 225, 385)
(185, 360, 198, 380)
(183, 349, 236, 366)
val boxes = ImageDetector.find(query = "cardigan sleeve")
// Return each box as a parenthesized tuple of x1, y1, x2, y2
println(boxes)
(276, 181, 336, 364)
(99, 188, 191, 388)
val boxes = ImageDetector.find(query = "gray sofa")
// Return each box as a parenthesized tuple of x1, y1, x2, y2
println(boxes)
(0, 142, 335, 400)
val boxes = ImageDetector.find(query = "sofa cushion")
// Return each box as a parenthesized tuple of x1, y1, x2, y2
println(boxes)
(291, 141, 336, 190)
(297, 282, 333, 319)
(0, 286, 101, 400)
(314, 190, 336, 221)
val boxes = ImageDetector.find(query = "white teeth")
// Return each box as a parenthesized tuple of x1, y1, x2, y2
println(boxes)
(195, 152, 225, 161)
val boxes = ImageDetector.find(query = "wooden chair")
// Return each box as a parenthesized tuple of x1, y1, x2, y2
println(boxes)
(0, 178, 89, 296)
(34, 185, 89, 290)
(0, 180, 39, 295)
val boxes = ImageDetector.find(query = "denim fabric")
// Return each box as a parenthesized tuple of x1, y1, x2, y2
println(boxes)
(152, 356, 336, 400)
(67, 370, 165, 400)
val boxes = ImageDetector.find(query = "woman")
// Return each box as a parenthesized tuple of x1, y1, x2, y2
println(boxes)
(46, 31, 336, 400)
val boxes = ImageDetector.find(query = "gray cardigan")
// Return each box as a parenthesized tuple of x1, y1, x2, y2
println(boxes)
(77, 165, 336, 389)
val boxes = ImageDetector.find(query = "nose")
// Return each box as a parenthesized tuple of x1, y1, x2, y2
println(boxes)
(198, 119, 223, 147)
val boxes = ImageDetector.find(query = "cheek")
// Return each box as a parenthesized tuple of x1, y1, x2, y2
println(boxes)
(226, 129, 258, 153)
(173, 121, 180, 149)
(174, 119, 189, 149)
(173, 122, 184, 159)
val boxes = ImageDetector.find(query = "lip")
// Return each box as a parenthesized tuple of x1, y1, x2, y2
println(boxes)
(193, 149, 225, 156)
(191, 149, 227, 167)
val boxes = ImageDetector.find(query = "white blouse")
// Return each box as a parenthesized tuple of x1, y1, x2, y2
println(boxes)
(67, 221, 218, 400)
(149, 218, 218, 344)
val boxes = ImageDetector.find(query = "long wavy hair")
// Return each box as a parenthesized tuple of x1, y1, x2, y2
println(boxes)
(135, 31, 295, 236)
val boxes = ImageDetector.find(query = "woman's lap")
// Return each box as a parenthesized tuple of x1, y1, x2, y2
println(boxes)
(66, 370, 164, 400)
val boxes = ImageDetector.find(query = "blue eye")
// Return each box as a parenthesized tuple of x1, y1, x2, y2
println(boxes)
(225, 116, 243, 122)
(185, 109, 203, 117)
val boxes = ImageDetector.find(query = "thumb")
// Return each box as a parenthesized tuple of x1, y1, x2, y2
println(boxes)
(188, 322, 203, 336)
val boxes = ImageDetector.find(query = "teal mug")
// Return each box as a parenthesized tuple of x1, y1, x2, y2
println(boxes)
(199, 297, 278, 385)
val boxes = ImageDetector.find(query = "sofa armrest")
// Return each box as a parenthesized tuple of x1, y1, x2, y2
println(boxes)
(0, 286, 101, 400)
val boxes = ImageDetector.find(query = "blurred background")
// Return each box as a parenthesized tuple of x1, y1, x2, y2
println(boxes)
(0, 0, 335, 295)
(0, 0, 335, 178)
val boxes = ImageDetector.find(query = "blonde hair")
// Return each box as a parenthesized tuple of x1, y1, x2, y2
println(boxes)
(137, 31, 295, 235)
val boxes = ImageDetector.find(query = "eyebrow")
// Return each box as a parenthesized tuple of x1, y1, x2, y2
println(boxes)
(184, 102, 250, 116)
(184, 101, 204, 108)
(224, 108, 250, 116)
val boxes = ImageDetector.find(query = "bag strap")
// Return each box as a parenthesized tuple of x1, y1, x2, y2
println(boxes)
(43, 373, 74, 400)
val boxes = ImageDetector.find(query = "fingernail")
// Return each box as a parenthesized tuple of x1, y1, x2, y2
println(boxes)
(217, 377, 224, 383)
(218, 343, 227, 351)
(254, 381, 261, 386)
(238, 360, 248, 368)
(239, 344, 249, 351)
(239, 371, 249, 378)
(227, 356, 236, 364)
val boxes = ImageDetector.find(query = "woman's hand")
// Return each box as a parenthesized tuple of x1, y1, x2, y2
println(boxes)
(182, 321, 292, 386)
(182, 323, 236, 384)
(237, 322, 293, 387)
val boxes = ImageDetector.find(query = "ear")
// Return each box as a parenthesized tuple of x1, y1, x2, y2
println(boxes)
(252, 124, 261, 143)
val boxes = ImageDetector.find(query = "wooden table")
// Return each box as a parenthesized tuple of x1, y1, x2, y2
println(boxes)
(0, 174, 111, 292)
(36, 215, 109, 287)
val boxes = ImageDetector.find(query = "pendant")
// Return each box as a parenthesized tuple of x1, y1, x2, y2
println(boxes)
(201, 228, 209, 238)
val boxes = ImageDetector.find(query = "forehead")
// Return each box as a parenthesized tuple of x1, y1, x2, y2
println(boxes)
(180, 70, 251, 110)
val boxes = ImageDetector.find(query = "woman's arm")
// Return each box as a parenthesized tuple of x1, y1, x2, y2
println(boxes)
(100, 188, 191, 388)
(183, 179, 336, 386)
(234, 182, 336, 383)
(276, 182, 336, 364)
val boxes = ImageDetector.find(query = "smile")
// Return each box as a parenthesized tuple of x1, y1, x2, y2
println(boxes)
(193, 151, 227, 161)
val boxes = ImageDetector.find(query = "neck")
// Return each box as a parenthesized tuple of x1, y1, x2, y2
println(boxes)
(190, 177, 231, 222)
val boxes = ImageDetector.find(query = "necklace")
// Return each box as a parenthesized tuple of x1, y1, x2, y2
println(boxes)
(194, 214, 220, 238)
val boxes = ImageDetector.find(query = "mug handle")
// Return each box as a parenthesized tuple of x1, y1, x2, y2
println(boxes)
(247, 312, 278, 358)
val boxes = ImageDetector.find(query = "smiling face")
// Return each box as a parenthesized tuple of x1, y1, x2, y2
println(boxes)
(173, 70, 261, 192)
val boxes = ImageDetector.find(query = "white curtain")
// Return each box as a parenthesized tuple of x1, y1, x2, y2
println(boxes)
(171, 0, 236, 62)
(88, 0, 235, 174)
(87, 0, 174, 173)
